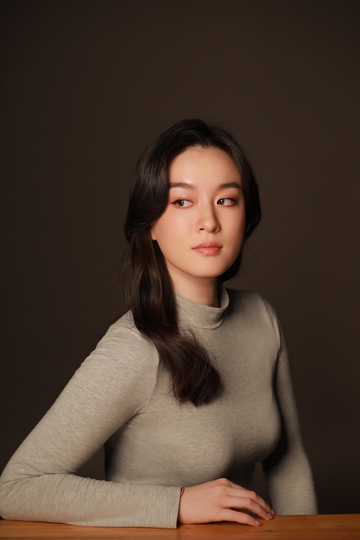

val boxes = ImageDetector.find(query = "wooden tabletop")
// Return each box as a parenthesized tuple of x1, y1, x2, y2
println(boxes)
(1, 515, 359, 539)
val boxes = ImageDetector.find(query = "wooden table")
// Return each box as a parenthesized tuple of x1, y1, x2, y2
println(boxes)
(1, 515, 359, 539)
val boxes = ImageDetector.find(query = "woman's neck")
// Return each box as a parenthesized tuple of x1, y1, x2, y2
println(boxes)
(171, 275, 219, 307)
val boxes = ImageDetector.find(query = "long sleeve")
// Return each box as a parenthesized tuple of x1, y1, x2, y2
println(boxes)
(261, 303, 318, 515)
(0, 321, 181, 528)
(0, 288, 318, 526)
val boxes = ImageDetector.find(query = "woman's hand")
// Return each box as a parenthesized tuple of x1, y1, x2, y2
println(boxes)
(178, 478, 275, 526)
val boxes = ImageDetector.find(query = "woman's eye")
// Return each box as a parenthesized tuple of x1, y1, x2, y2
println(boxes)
(217, 198, 236, 206)
(172, 199, 192, 208)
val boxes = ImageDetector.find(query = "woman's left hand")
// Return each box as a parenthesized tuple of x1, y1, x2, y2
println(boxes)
(178, 478, 275, 526)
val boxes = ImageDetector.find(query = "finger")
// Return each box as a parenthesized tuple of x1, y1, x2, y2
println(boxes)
(252, 493, 275, 516)
(225, 496, 273, 521)
(232, 487, 274, 515)
(247, 491, 274, 515)
(219, 485, 274, 516)
(212, 478, 273, 512)
(219, 508, 262, 527)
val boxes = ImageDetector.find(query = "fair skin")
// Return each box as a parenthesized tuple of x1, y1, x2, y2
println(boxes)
(151, 146, 246, 308)
(151, 147, 275, 526)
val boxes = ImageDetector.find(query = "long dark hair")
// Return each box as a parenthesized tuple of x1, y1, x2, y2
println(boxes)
(124, 119, 261, 406)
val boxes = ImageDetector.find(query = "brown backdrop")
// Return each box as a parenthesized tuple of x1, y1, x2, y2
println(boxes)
(1, 0, 359, 515)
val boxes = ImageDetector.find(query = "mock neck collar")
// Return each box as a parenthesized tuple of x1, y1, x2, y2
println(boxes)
(175, 282, 229, 330)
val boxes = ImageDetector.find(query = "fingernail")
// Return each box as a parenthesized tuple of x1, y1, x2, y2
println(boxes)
(272, 510, 276, 516)
(255, 520, 262, 526)
(267, 513, 272, 519)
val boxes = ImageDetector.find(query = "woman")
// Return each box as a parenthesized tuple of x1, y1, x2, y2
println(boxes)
(0, 119, 317, 528)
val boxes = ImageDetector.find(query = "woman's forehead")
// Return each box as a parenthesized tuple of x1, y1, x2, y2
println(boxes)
(168, 147, 241, 186)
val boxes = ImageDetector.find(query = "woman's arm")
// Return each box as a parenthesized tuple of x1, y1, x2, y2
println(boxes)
(0, 324, 181, 528)
(261, 302, 318, 514)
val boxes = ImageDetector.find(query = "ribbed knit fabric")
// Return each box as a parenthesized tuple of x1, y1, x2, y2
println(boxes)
(0, 286, 317, 527)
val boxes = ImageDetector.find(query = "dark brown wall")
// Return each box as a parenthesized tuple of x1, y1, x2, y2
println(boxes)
(1, 0, 359, 514)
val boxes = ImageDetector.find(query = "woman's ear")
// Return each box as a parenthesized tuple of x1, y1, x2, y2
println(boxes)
(150, 225, 157, 241)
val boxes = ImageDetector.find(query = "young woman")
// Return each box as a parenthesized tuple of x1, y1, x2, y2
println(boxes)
(0, 119, 317, 528)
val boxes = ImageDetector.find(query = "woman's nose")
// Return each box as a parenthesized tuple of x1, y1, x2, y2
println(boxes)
(196, 205, 220, 233)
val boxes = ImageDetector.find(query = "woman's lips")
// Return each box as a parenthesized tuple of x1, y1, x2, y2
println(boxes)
(192, 242, 223, 255)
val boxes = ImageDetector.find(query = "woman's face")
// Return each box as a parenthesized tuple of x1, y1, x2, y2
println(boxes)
(151, 146, 246, 298)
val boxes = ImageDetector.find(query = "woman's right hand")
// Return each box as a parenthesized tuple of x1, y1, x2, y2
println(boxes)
(178, 478, 275, 526)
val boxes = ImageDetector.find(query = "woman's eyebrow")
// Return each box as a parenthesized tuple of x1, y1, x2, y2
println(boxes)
(169, 182, 194, 189)
(169, 181, 242, 190)
(218, 181, 242, 190)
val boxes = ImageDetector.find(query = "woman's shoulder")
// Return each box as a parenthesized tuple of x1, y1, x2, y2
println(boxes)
(78, 311, 160, 384)
(226, 288, 274, 311)
(226, 288, 281, 341)
(101, 309, 150, 346)
(105, 309, 138, 335)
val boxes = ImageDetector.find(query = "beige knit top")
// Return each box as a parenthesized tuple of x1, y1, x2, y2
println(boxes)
(0, 287, 317, 528)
